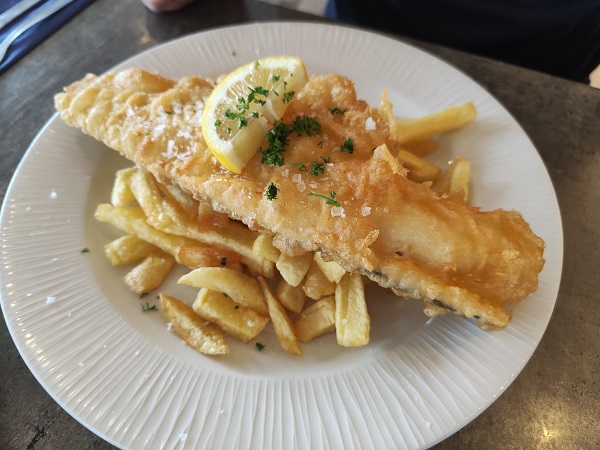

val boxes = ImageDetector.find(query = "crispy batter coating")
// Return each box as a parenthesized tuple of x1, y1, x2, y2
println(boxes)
(55, 69, 545, 330)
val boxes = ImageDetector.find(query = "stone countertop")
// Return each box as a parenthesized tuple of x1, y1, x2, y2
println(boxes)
(1, 0, 599, 448)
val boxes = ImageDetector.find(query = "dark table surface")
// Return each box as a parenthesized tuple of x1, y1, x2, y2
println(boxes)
(1, 0, 599, 449)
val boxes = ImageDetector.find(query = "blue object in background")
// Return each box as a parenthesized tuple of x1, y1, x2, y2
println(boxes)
(0, 0, 95, 75)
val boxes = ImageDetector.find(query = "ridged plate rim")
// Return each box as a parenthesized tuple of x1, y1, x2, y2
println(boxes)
(0, 22, 562, 449)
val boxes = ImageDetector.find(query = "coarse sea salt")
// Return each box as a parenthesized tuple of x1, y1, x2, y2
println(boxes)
(331, 206, 346, 218)
(365, 117, 376, 131)
(177, 129, 192, 140)
(172, 102, 183, 114)
(360, 206, 371, 216)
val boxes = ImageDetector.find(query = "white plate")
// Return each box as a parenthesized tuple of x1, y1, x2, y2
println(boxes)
(0, 22, 562, 449)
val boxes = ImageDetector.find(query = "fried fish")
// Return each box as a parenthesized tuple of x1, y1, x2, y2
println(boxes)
(54, 68, 545, 330)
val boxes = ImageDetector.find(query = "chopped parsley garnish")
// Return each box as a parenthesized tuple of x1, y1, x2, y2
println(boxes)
(80, 247, 90, 253)
(282, 91, 295, 104)
(254, 60, 260, 69)
(220, 257, 227, 267)
(307, 191, 341, 207)
(340, 138, 354, 154)
(290, 162, 307, 172)
(141, 302, 158, 312)
(219, 86, 270, 130)
(270, 75, 280, 83)
(234, 305, 240, 309)
(317, 141, 323, 148)
(291, 116, 321, 136)
(255, 342, 266, 351)
(140, 292, 149, 299)
(224, 106, 247, 129)
(258, 121, 291, 166)
(265, 182, 279, 201)
(321, 156, 330, 163)
(258, 116, 322, 167)
(329, 107, 347, 115)
(248, 86, 269, 105)
(232, 50, 237, 56)
(310, 161, 325, 176)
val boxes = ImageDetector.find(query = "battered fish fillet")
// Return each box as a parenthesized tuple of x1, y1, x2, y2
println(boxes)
(54, 68, 545, 330)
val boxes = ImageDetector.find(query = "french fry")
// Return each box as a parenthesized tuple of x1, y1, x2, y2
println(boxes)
(397, 149, 441, 183)
(335, 273, 370, 347)
(302, 260, 335, 300)
(178, 267, 268, 316)
(252, 234, 280, 263)
(258, 276, 301, 356)
(111, 167, 137, 207)
(124, 252, 174, 294)
(175, 245, 242, 269)
(276, 279, 307, 314)
(392, 102, 477, 144)
(129, 169, 275, 277)
(313, 252, 346, 284)
(196, 201, 230, 228)
(155, 180, 200, 221)
(129, 168, 178, 231)
(160, 293, 229, 355)
(430, 157, 472, 201)
(95, 204, 199, 255)
(166, 194, 274, 277)
(294, 296, 336, 342)
(192, 288, 269, 343)
(276, 251, 313, 287)
(400, 139, 439, 157)
(104, 234, 159, 265)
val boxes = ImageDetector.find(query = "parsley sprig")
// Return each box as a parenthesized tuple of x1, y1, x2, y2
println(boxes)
(141, 302, 158, 312)
(291, 116, 321, 136)
(289, 160, 325, 176)
(283, 91, 295, 104)
(290, 162, 307, 172)
(307, 191, 340, 207)
(310, 161, 325, 176)
(220, 86, 270, 130)
(258, 122, 291, 166)
(329, 107, 347, 115)
(265, 182, 279, 201)
(340, 138, 354, 154)
(258, 116, 322, 167)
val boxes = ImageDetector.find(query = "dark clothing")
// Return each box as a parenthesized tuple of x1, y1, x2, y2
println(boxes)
(326, 0, 600, 82)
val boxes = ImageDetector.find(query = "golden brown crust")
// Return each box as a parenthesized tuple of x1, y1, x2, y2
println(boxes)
(55, 69, 545, 330)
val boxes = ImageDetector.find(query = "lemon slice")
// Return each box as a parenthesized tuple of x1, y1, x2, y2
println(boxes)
(202, 56, 309, 173)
